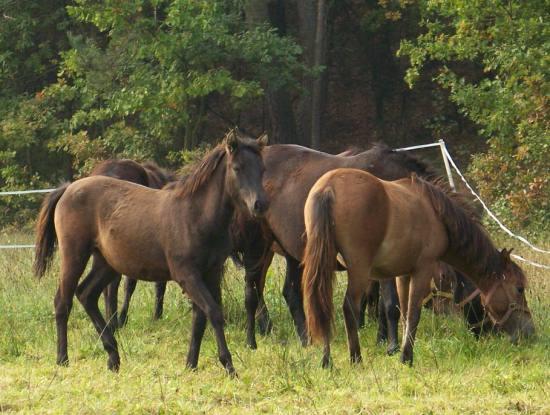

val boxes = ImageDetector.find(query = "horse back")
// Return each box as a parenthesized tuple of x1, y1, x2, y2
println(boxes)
(54, 176, 172, 280)
(310, 168, 446, 278)
(90, 159, 149, 186)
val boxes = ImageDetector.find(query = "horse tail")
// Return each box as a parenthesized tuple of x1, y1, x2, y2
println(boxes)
(34, 183, 70, 278)
(302, 186, 337, 344)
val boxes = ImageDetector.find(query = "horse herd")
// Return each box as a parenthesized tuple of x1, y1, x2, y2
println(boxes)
(33, 130, 535, 376)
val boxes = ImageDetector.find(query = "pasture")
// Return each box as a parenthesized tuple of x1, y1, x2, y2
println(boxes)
(0, 232, 548, 414)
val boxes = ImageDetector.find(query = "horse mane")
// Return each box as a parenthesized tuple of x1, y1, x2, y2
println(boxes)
(414, 176, 506, 278)
(172, 134, 262, 198)
(368, 142, 437, 179)
(173, 145, 227, 198)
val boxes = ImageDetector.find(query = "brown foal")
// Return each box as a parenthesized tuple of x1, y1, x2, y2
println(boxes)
(34, 131, 268, 375)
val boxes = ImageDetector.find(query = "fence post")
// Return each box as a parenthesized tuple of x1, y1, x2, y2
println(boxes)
(438, 139, 456, 191)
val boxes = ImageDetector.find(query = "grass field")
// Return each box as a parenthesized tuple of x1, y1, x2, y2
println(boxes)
(0, 232, 549, 414)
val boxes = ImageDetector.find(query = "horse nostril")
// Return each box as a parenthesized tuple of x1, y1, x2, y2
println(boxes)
(254, 200, 267, 213)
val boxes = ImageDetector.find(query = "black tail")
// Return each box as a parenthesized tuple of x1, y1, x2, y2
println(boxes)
(34, 183, 70, 278)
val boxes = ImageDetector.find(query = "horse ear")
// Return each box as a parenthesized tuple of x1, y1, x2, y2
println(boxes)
(500, 248, 512, 262)
(257, 133, 268, 149)
(224, 129, 239, 154)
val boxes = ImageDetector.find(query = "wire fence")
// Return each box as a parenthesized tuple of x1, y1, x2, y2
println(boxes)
(1, 141, 548, 269)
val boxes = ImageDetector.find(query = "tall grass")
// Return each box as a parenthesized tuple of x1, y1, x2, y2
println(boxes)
(0, 233, 548, 414)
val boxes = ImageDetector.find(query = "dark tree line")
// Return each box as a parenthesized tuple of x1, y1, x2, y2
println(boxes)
(0, 0, 548, 233)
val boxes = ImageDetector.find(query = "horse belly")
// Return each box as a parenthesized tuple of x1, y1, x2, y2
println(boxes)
(96, 224, 170, 282)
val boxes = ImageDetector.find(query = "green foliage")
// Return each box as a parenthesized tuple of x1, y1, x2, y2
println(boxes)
(0, 0, 304, 227)
(399, 0, 549, 234)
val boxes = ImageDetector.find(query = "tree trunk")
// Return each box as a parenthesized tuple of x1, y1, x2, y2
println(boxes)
(310, 0, 327, 149)
(245, 0, 299, 144)
(297, 0, 328, 149)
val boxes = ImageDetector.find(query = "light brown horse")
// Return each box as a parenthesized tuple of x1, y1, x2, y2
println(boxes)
(302, 168, 535, 367)
(34, 131, 268, 375)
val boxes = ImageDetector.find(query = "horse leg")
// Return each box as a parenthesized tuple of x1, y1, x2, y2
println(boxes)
(153, 282, 167, 320)
(118, 277, 137, 327)
(342, 275, 370, 364)
(103, 274, 121, 332)
(256, 249, 274, 335)
(243, 238, 271, 349)
(400, 269, 432, 366)
(360, 280, 379, 328)
(379, 279, 400, 355)
(376, 293, 388, 345)
(173, 265, 235, 376)
(55, 242, 91, 367)
(76, 255, 120, 371)
(282, 255, 308, 346)
(186, 302, 207, 369)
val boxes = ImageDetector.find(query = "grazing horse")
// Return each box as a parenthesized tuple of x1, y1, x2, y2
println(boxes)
(33, 131, 268, 375)
(90, 159, 177, 327)
(302, 169, 534, 367)
(236, 143, 435, 352)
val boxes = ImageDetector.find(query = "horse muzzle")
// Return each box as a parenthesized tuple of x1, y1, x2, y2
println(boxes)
(252, 197, 269, 217)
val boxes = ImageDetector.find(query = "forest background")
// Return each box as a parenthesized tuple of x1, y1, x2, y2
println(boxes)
(0, 0, 548, 237)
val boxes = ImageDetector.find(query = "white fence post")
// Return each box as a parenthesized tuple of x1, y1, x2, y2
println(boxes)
(438, 139, 456, 192)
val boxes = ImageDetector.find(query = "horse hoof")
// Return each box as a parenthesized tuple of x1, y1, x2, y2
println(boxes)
(226, 366, 238, 378)
(350, 355, 362, 365)
(56, 356, 69, 367)
(386, 344, 399, 356)
(400, 353, 413, 367)
(247, 341, 258, 350)
(257, 319, 273, 336)
(321, 356, 332, 369)
(108, 357, 120, 372)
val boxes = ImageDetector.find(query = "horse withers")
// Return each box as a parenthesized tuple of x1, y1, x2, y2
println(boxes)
(302, 169, 534, 367)
(34, 130, 268, 375)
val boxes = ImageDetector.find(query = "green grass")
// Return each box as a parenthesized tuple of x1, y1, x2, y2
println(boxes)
(0, 233, 549, 414)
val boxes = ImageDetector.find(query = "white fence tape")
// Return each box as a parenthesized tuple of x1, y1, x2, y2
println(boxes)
(511, 254, 550, 270)
(1, 143, 549, 270)
(0, 244, 34, 249)
(441, 146, 550, 255)
(0, 188, 55, 195)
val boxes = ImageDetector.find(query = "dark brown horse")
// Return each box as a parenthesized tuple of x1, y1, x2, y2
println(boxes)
(34, 131, 268, 375)
(90, 159, 177, 328)
(302, 169, 534, 367)
(235, 143, 434, 351)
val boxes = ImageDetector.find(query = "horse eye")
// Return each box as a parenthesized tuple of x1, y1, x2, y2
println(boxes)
(233, 166, 241, 173)
(517, 287, 525, 295)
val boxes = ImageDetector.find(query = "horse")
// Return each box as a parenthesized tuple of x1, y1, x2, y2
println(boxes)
(302, 169, 534, 367)
(33, 131, 268, 375)
(90, 159, 177, 328)
(234, 142, 435, 352)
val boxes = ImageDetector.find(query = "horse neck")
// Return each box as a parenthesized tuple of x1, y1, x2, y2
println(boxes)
(345, 151, 407, 180)
(442, 242, 501, 292)
(344, 151, 376, 170)
(184, 161, 235, 230)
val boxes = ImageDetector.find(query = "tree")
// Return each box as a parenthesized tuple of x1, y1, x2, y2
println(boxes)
(399, 0, 549, 233)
